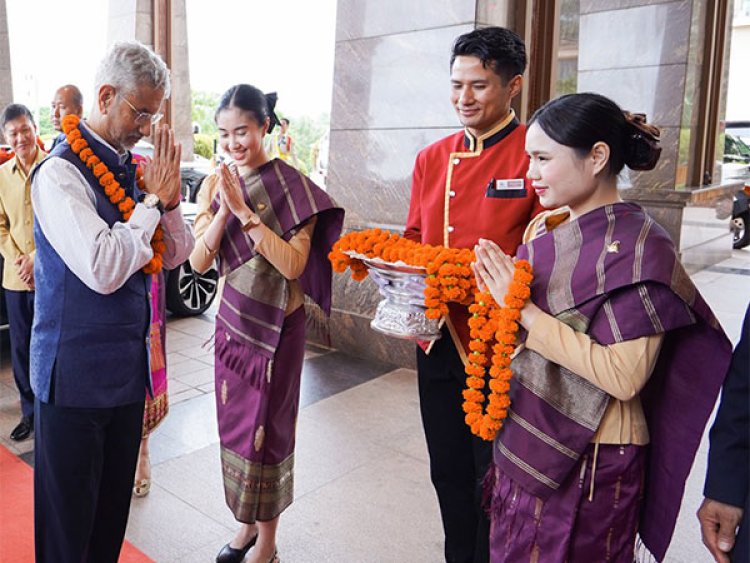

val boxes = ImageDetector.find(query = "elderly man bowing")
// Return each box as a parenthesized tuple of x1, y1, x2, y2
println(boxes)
(30, 41, 193, 563)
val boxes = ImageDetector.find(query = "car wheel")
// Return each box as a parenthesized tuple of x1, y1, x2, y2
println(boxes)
(189, 173, 207, 202)
(733, 211, 750, 249)
(180, 169, 208, 203)
(166, 261, 219, 316)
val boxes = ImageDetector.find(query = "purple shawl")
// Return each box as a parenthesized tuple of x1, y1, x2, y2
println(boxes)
(495, 202, 731, 560)
(210, 159, 343, 361)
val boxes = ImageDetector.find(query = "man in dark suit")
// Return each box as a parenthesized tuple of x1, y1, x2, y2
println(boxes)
(31, 41, 193, 562)
(49, 84, 83, 151)
(698, 303, 749, 563)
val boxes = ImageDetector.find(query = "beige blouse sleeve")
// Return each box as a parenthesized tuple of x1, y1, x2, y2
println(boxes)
(522, 206, 662, 401)
(252, 216, 317, 280)
(525, 311, 663, 401)
(188, 174, 220, 274)
(188, 172, 317, 281)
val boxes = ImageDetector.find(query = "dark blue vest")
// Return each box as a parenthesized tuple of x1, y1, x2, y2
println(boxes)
(30, 126, 150, 408)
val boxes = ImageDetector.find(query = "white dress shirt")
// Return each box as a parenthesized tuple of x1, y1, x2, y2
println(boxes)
(32, 123, 194, 294)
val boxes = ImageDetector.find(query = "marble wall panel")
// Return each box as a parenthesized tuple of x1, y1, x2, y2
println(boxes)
(621, 188, 689, 245)
(331, 25, 473, 131)
(170, 0, 193, 157)
(476, 0, 514, 27)
(0, 1, 11, 111)
(578, 1, 691, 71)
(327, 127, 460, 227)
(623, 125, 680, 190)
(680, 204, 733, 273)
(335, 0, 474, 41)
(581, 0, 679, 14)
(687, 0, 708, 70)
(108, 0, 153, 45)
(577, 64, 687, 127)
(332, 266, 382, 318)
(312, 309, 416, 369)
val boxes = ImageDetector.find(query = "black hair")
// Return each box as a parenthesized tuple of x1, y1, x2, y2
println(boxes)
(529, 92, 661, 175)
(215, 84, 280, 134)
(1, 104, 35, 129)
(280, 117, 289, 126)
(450, 27, 527, 84)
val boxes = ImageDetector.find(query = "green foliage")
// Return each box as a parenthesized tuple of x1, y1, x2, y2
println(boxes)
(556, 75, 577, 96)
(192, 90, 220, 136)
(193, 133, 214, 159)
(36, 106, 53, 137)
(284, 113, 329, 173)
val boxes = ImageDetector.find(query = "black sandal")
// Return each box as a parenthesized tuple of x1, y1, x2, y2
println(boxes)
(215, 534, 258, 563)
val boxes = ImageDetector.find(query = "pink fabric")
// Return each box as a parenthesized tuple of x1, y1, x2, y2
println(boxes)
(143, 274, 168, 435)
(149, 274, 167, 396)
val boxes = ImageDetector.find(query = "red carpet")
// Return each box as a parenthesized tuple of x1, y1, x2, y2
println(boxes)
(0, 443, 153, 562)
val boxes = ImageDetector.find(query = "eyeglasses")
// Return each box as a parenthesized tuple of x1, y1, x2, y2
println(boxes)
(118, 93, 164, 125)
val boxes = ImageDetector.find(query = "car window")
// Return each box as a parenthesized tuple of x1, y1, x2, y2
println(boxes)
(725, 133, 750, 161)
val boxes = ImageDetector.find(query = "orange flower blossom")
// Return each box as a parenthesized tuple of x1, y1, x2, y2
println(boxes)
(61, 114, 165, 274)
(462, 260, 533, 441)
(328, 228, 476, 319)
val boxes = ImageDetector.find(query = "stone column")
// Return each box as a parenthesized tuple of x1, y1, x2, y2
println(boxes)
(577, 0, 735, 272)
(108, 0, 153, 46)
(318, 0, 514, 366)
(0, 0, 13, 130)
(168, 0, 193, 159)
(107, 0, 193, 158)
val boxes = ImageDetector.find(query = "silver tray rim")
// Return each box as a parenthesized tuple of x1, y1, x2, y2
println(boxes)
(342, 250, 427, 275)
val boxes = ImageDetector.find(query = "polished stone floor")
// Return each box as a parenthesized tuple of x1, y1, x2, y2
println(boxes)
(1, 248, 749, 562)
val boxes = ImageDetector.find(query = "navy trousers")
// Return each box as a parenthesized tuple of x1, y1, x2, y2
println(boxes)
(417, 327, 491, 563)
(34, 399, 144, 563)
(5, 289, 35, 417)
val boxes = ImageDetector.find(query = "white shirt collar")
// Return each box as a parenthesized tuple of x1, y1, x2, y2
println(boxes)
(81, 121, 132, 166)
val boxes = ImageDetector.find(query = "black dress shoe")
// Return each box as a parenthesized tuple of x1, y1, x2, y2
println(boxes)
(215, 535, 258, 563)
(10, 416, 33, 441)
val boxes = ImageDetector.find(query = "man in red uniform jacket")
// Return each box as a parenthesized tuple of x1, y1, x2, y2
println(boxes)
(404, 27, 544, 563)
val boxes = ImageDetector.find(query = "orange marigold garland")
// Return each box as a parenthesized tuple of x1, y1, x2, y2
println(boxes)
(61, 114, 165, 274)
(328, 229, 476, 317)
(462, 260, 533, 441)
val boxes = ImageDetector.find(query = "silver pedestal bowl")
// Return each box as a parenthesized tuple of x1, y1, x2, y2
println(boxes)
(347, 252, 442, 341)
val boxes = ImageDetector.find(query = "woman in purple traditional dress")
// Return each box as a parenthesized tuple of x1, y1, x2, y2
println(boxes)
(473, 92, 732, 562)
(189, 84, 343, 563)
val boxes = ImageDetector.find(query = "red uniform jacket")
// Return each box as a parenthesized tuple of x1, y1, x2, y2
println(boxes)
(404, 115, 545, 361)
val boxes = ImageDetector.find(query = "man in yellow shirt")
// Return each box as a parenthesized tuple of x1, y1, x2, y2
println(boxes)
(0, 104, 46, 441)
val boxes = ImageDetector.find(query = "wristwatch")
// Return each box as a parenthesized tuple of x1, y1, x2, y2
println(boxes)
(141, 193, 164, 214)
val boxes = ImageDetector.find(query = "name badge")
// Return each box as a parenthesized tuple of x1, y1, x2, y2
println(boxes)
(495, 179, 525, 190)
(486, 177, 527, 199)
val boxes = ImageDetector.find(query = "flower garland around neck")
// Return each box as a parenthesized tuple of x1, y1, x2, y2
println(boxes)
(463, 260, 533, 441)
(328, 229, 475, 318)
(61, 114, 166, 274)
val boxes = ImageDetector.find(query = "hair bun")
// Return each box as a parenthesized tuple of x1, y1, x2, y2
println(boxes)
(623, 112, 661, 171)
(264, 91, 280, 134)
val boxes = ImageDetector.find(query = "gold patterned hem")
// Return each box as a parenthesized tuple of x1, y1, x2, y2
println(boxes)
(221, 446, 295, 523)
(142, 393, 169, 436)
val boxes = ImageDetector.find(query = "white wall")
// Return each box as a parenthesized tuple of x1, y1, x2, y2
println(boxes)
(726, 18, 750, 121)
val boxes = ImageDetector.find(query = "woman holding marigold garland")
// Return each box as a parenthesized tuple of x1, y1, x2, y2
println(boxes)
(472, 92, 732, 562)
(189, 84, 343, 563)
